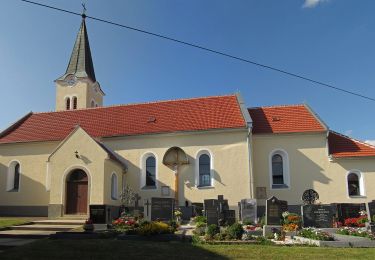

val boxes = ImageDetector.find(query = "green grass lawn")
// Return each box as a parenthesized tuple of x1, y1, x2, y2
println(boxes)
(0, 218, 29, 229)
(1, 239, 375, 259)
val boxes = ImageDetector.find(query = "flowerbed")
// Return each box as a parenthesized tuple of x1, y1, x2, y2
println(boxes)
(336, 227, 375, 240)
(298, 227, 334, 241)
(112, 216, 176, 236)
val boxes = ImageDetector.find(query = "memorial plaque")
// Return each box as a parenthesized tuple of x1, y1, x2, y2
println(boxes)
(90, 205, 107, 224)
(240, 199, 257, 224)
(336, 203, 366, 222)
(266, 196, 287, 225)
(368, 201, 375, 222)
(302, 204, 334, 228)
(151, 197, 174, 221)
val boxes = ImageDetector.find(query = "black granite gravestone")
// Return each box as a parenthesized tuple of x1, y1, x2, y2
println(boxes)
(151, 197, 174, 221)
(266, 196, 288, 225)
(336, 203, 366, 222)
(368, 201, 375, 222)
(90, 205, 107, 224)
(224, 210, 236, 225)
(239, 199, 257, 224)
(302, 204, 334, 228)
(204, 199, 219, 225)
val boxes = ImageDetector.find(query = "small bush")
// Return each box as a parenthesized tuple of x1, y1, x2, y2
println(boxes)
(194, 216, 207, 223)
(137, 221, 172, 236)
(196, 222, 207, 228)
(193, 223, 206, 236)
(242, 219, 253, 226)
(227, 223, 244, 240)
(259, 216, 265, 227)
(206, 224, 219, 238)
(168, 220, 178, 232)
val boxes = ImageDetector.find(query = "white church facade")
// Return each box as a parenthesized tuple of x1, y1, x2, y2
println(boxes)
(1, 17, 374, 220)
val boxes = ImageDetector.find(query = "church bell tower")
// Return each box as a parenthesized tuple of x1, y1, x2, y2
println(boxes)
(55, 15, 104, 111)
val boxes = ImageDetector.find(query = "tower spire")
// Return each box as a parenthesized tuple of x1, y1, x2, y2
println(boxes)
(58, 14, 96, 82)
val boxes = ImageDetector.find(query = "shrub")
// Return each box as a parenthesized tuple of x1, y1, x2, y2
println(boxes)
(298, 227, 334, 241)
(242, 219, 253, 226)
(193, 223, 206, 236)
(137, 221, 172, 236)
(206, 224, 219, 239)
(227, 223, 244, 240)
(194, 216, 207, 223)
(168, 220, 178, 232)
(373, 215, 375, 223)
(259, 216, 265, 227)
(196, 222, 207, 228)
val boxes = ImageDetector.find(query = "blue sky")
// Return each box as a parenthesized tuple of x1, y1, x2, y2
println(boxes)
(1, 0, 374, 143)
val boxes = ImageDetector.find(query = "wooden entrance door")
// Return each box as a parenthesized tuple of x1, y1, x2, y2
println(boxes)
(66, 170, 88, 215)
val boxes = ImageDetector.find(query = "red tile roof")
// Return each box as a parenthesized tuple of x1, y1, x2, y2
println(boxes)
(328, 131, 375, 158)
(0, 95, 246, 144)
(248, 104, 326, 134)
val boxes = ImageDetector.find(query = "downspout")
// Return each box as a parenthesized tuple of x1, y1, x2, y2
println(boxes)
(247, 127, 255, 199)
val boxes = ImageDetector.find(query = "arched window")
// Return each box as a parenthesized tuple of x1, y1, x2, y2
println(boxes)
(272, 154, 284, 185)
(66, 97, 71, 110)
(199, 154, 211, 187)
(347, 171, 364, 197)
(146, 157, 156, 187)
(7, 161, 21, 192)
(111, 173, 118, 200)
(91, 100, 95, 107)
(72, 97, 78, 110)
(269, 150, 289, 189)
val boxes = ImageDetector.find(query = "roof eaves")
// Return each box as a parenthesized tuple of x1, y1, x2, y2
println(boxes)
(0, 112, 33, 140)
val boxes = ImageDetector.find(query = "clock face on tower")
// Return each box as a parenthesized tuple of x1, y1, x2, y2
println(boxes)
(64, 75, 77, 86)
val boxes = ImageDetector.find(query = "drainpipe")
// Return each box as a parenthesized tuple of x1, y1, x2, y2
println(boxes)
(247, 127, 255, 199)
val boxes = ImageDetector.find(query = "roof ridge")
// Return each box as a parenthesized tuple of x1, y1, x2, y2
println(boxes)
(248, 104, 305, 110)
(329, 130, 375, 150)
(33, 94, 237, 115)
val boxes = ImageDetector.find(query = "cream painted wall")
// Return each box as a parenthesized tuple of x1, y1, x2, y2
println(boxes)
(55, 80, 103, 111)
(0, 141, 57, 206)
(252, 132, 375, 206)
(102, 129, 251, 210)
(48, 127, 110, 207)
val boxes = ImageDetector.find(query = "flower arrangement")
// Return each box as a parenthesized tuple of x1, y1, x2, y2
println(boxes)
(344, 215, 368, 227)
(298, 227, 334, 241)
(281, 211, 301, 231)
(337, 227, 375, 240)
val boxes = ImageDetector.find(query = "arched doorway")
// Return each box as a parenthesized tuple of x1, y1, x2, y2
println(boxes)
(66, 169, 88, 215)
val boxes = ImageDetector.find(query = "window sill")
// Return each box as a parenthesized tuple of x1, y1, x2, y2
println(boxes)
(271, 184, 289, 189)
(141, 186, 157, 190)
(196, 185, 214, 189)
(7, 189, 19, 193)
(349, 195, 366, 199)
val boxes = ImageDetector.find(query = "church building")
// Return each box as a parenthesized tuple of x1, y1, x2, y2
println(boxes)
(0, 16, 374, 220)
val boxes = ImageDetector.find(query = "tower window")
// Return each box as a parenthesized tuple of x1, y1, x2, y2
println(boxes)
(66, 97, 71, 110)
(91, 100, 95, 107)
(72, 97, 78, 109)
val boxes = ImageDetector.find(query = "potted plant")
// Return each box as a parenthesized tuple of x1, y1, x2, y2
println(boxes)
(83, 219, 94, 232)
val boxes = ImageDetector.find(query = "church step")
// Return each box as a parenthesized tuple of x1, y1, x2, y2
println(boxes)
(10, 224, 79, 232)
(32, 219, 85, 226)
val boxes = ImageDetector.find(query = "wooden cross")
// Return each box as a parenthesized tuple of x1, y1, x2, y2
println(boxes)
(144, 199, 151, 216)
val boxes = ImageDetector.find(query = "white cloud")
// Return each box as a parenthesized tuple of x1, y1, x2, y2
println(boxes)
(303, 0, 328, 8)
(365, 140, 375, 146)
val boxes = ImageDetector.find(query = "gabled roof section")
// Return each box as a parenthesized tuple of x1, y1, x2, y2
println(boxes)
(47, 126, 127, 168)
(0, 95, 246, 144)
(57, 17, 96, 82)
(328, 131, 375, 158)
(248, 104, 327, 134)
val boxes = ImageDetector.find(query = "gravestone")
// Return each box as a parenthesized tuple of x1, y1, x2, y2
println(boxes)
(204, 199, 219, 225)
(368, 201, 375, 222)
(192, 203, 204, 216)
(218, 195, 230, 226)
(151, 197, 174, 221)
(239, 199, 257, 224)
(336, 203, 366, 222)
(302, 204, 334, 228)
(224, 210, 236, 225)
(266, 196, 288, 225)
(90, 205, 107, 224)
